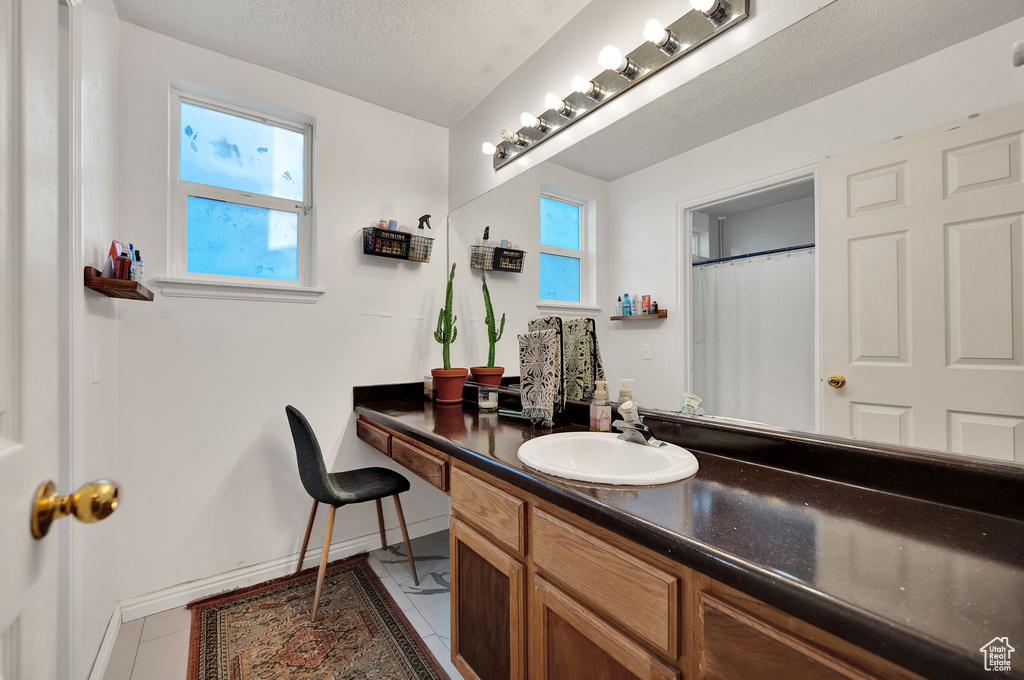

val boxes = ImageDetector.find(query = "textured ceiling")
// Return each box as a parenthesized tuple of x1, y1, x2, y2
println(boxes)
(110, 0, 592, 127)
(551, 0, 1024, 181)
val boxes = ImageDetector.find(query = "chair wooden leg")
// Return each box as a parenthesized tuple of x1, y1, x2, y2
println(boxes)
(296, 499, 319, 574)
(393, 494, 419, 586)
(375, 498, 388, 550)
(311, 505, 336, 622)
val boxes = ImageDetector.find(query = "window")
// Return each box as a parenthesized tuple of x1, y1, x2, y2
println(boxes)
(539, 195, 584, 302)
(166, 90, 320, 301)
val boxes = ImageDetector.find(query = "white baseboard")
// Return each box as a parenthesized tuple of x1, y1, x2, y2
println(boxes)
(118, 513, 450, 621)
(87, 605, 121, 680)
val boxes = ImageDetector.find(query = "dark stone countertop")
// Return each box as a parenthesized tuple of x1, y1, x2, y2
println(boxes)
(354, 387, 1024, 680)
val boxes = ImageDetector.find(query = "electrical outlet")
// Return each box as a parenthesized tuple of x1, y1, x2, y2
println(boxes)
(379, 311, 393, 318)
(642, 344, 652, 360)
(92, 348, 102, 384)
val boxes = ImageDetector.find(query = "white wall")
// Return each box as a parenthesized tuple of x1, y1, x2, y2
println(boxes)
(720, 196, 815, 257)
(115, 23, 450, 607)
(72, 1, 121, 676)
(448, 0, 834, 210)
(603, 18, 1024, 411)
(447, 163, 610, 374)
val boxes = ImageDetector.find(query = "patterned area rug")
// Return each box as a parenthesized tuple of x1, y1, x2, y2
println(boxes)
(187, 554, 449, 680)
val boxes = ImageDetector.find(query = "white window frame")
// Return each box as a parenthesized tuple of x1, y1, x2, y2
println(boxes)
(158, 88, 323, 303)
(538, 192, 590, 308)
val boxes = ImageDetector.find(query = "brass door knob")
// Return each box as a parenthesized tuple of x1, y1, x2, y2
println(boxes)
(31, 479, 119, 539)
(827, 375, 847, 389)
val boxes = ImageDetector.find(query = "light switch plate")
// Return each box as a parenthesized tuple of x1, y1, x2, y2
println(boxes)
(642, 344, 652, 360)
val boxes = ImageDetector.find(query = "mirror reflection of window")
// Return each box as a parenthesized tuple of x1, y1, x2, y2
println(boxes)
(539, 195, 584, 302)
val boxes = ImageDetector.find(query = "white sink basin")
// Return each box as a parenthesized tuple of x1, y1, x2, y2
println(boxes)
(517, 432, 699, 486)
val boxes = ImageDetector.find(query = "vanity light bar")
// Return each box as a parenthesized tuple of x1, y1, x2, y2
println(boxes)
(485, 0, 747, 170)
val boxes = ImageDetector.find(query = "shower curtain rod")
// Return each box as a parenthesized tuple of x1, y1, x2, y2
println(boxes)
(692, 243, 815, 267)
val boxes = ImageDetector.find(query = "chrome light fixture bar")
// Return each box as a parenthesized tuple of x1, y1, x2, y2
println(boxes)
(486, 0, 748, 170)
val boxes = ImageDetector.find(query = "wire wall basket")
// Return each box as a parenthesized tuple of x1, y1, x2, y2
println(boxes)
(470, 245, 526, 273)
(362, 227, 433, 263)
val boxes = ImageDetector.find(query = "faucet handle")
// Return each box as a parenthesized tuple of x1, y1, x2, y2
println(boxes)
(618, 400, 639, 423)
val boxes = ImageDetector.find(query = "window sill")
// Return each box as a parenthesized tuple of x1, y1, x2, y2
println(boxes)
(535, 301, 603, 313)
(153, 277, 325, 304)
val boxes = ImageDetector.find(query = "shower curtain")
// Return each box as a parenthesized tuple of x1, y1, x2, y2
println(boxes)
(692, 248, 816, 432)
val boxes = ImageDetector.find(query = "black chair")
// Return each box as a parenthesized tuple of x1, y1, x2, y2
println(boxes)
(286, 405, 419, 621)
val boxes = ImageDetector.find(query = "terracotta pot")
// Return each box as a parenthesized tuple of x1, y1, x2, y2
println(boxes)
(431, 368, 469, 404)
(469, 366, 504, 386)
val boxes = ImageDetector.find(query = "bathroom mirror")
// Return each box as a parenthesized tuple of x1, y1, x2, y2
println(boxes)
(446, 11, 1024, 466)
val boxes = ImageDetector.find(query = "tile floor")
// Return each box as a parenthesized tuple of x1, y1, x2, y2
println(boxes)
(103, 530, 464, 680)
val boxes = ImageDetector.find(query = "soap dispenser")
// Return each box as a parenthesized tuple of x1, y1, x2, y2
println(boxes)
(590, 380, 612, 432)
(618, 378, 635, 407)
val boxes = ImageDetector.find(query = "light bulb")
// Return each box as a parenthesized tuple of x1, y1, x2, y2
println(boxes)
(481, 142, 496, 156)
(544, 92, 574, 118)
(520, 112, 540, 129)
(572, 75, 593, 94)
(644, 19, 667, 45)
(500, 129, 527, 146)
(690, 0, 716, 11)
(598, 45, 627, 72)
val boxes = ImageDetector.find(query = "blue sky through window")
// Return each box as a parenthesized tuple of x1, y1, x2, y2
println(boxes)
(180, 102, 305, 202)
(540, 196, 580, 250)
(539, 253, 581, 302)
(187, 197, 298, 280)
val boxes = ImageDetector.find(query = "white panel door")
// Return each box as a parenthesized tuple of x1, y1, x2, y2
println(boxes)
(0, 0, 62, 678)
(821, 101, 1024, 460)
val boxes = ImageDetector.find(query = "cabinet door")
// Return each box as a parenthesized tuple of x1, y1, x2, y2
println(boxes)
(530, 575, 680, 680)
(450, 518, 525, 680)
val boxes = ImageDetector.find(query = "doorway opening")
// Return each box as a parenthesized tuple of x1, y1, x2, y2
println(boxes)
(685, 177, 818, 432)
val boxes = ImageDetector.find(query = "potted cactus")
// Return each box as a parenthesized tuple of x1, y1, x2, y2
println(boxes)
(431, 264, 468, 403)
(470, 270, 506, 386)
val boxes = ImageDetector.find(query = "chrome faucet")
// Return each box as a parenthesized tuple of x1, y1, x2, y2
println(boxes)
(612, 400, 664, 447)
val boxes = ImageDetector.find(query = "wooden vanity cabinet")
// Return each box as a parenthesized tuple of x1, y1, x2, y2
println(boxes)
(450, 518, 526, 680)
(356, 417, 925, 680)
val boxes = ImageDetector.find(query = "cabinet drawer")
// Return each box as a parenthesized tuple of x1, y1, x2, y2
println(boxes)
(391, 437, 448, 492)
(452, 467, 526, 555)
(532, 508, 679, 659)
(356, 418, 390, 456)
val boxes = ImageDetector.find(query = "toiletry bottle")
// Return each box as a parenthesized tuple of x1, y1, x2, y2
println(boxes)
(616, 296, 623, 316)
(134, 250, 145, 284)
(632, 294, 641, 315)
(113, 247, 132, 280)
(590, 380, 612, 432)
(622, 293, 631, 316)
(652, 300, 658, 314)
(125, 243, 135, 281)
(618, 378, 635, 407)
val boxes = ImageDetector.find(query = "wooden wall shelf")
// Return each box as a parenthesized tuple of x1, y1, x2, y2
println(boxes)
(610, 310, 667, 321)
(84, 266, 154, 301)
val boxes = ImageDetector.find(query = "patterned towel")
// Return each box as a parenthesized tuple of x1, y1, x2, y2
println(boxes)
(530, 316, 606, 403)
(518, 329, 561, 426)
(563, 317, 605, 401)
(528, 316, 565, 411)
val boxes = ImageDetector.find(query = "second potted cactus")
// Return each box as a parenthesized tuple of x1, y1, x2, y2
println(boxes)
(470, 269, 506, 387)
(431, 264, 468, 403)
